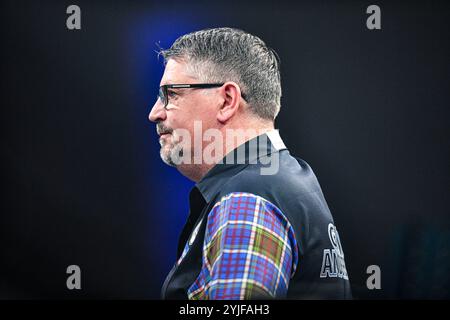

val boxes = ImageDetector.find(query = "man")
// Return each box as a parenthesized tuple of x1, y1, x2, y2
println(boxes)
(149, 27, 351, 299)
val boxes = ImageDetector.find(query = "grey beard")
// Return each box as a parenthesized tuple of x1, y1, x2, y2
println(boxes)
(160, 143, 184, 167)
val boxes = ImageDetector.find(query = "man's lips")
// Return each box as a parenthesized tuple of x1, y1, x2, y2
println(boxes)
(156, 123, 172, 137)
(159, 132, 171, 137)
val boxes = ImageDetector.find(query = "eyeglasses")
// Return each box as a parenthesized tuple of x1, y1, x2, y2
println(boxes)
(157, 83, 223, 109)
(157, 83, 247, 109)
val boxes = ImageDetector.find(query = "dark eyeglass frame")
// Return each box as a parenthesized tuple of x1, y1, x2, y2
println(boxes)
(157, 83, 247, 109)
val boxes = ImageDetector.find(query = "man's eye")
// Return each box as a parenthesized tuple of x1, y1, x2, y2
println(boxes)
(167, 90, 178, 98)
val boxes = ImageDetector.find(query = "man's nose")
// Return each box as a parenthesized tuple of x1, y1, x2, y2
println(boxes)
(148, 100, 167, 123)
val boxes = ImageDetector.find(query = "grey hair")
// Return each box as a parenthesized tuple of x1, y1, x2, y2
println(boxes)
(158, 27, 282, 120)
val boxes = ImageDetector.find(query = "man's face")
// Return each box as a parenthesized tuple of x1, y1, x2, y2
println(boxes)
(148, 59, 219, 166)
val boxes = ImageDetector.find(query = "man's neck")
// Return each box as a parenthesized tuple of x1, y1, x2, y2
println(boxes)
(177, 122, 275, 182)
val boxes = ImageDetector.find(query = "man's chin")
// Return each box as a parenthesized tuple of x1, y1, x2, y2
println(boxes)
(159, 135, 171, 147)
(160, 144, 185, 167)
(160, 148, 176, 167)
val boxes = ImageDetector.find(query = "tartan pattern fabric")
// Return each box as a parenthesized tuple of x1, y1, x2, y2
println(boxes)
(184, 192, 299, 300)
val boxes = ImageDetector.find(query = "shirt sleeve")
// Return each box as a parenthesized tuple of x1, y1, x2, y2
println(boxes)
(187, 192, 299, 300)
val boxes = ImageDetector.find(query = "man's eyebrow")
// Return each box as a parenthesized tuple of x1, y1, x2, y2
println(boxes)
(167, 87, 185, 95)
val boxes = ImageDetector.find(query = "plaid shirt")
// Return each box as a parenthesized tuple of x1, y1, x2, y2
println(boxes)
(161, 130, 351, 300)
(177, 192, 299, 300)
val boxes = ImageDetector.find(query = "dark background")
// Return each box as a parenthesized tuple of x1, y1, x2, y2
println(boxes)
(1, 0, 449, 299)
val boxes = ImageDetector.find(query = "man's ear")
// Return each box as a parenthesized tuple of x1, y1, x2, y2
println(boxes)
(217, 82, 244, 123)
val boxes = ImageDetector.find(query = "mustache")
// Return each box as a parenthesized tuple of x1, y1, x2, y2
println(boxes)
(156, 123, 173, 135)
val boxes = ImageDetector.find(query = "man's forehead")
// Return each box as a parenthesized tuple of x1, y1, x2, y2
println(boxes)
(160, 59, 197, 85)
